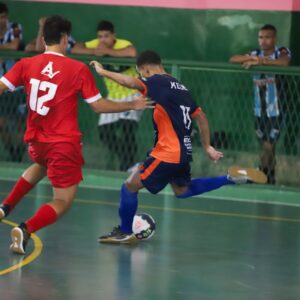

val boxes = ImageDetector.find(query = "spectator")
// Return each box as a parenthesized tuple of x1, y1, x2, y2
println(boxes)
(73, 20, 141, 171)
(25, 17, 76, 54)
(0, 2, 25, 162)
(229, 24, 291, 184)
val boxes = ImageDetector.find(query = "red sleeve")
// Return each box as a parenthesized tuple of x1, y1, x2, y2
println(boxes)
(79, 65, 102, 103)
(0, 60, 24, 91)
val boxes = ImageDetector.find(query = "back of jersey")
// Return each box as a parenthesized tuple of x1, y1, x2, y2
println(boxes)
(2, 52, 100, 143)
(144, 74, 200, 163)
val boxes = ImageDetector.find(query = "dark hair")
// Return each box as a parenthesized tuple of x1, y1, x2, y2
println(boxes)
(0, 2, 8, 14)
(137, 50, 161, 67)
(260, 24, 277, 35)
(97, 20, 114, 33)
(43, 15, 71, 45)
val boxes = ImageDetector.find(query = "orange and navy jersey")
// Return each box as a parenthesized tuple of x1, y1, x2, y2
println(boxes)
(139, 74, 201, 164)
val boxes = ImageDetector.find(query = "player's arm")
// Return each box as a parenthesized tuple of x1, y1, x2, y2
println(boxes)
(193, 110, 223, 161)
(89, 96, 153, 113)
(81, 64, 152, 113)
(90, 60, 144, 92)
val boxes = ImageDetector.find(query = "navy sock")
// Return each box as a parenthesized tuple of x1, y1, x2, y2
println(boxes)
(177, 176, 233, 199)
(119, 183, 138, 233)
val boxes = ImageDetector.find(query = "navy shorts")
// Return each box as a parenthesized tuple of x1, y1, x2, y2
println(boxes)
(255, 117, 282, 144)
(140, 157, 191, 194)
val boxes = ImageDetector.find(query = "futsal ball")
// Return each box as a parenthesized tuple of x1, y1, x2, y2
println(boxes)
(132, 213, 156, 240)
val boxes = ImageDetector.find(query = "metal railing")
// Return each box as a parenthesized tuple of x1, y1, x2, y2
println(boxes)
(0, 51, 299, 186)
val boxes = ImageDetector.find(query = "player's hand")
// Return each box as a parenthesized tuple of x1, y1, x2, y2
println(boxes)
(89, 60, 105, 75)
(131, 96, 155, 111)
(205, 145, 223, 161)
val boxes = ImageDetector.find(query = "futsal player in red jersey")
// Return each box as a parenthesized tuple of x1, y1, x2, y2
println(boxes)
(0, 16, 151, 254)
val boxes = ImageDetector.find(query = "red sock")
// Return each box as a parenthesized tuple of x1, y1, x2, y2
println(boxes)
(26, 204, 58, 233)
(3, 177, 34, 211)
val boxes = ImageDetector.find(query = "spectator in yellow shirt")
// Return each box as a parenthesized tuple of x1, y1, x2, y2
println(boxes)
(73, 20, 141, 171)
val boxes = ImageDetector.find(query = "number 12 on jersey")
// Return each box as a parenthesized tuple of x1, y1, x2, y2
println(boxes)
(29, 78, 58, 116)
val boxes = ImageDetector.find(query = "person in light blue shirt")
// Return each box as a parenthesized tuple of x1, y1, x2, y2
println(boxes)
(230, 24, 291, 184)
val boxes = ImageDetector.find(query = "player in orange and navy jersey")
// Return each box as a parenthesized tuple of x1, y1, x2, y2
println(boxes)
(0, 16, 151, 254)
(91, 51, 267, 244)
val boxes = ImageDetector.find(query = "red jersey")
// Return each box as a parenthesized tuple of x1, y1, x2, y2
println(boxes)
(0, 51, 101, 143)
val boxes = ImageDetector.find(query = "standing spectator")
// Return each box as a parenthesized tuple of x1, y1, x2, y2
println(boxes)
(229, 24, 291, 184)
(25, 17, 76, 54)
(0, 2, 25, 161)
(73, 20, 141, 171)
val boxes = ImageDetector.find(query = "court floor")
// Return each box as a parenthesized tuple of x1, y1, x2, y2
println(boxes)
(1, 166, 300, 300)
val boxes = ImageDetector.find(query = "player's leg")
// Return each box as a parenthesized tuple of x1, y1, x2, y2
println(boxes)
(99, 157, 168, 244)
(99, 166, 143, 244)
(172, 164, 266, 199)
(172, 176, 234, 198)
(0, 163, 47, 220)
(9, 141, 83, 254)
(169, 162, 232, 198)
(120, 166, 144, 230)
(26, 184, 78, 231)
(10, 184, 78, 255)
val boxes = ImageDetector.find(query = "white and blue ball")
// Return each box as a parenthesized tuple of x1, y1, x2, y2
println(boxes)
(132, 213, 156, 240)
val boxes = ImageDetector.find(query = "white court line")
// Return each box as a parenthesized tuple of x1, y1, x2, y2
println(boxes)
(0, 176, 300, 208)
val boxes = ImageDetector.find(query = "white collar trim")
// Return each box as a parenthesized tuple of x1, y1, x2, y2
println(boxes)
(44, 51, 65, 57)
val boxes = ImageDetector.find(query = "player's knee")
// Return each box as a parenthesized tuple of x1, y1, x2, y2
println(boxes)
(52, 198, 73, 215)
(125, 181, 140, 193)
(175, 193, 183, 198)
(175, 191, 188, 199)
(172, 185, 188, 198)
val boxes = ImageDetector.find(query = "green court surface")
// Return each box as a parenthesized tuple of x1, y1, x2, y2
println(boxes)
(1, 163, 300, 300)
